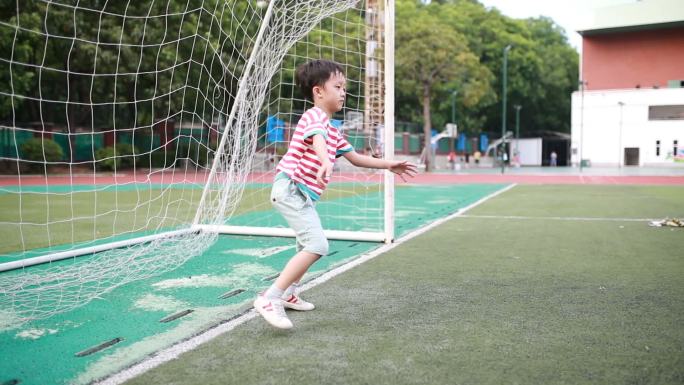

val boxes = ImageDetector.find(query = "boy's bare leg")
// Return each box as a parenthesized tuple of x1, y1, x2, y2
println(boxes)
(255, 250, 319, 329)
(273, 250, 320, 291)
(281, 269, 306, 299)
(289, 269, 307, 287)
(273, 251, 318, 312)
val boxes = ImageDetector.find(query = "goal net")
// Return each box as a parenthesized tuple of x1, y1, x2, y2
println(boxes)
(0, 0, 393, 329)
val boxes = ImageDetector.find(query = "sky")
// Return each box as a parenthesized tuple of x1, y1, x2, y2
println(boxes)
(477, 0, 637, 51)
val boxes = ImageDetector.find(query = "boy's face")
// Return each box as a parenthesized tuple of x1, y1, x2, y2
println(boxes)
(313, 71, 346, 114)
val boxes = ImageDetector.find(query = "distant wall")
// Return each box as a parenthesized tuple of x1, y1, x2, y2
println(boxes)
(582, 26, 684, 91)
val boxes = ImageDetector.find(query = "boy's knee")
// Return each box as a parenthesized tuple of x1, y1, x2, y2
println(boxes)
(306, 235, 328, 257)
(315, 237, 329, 256)
(321, 239, 329, 256)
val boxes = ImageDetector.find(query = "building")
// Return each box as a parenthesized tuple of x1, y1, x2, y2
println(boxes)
(571, 0, 684, 167)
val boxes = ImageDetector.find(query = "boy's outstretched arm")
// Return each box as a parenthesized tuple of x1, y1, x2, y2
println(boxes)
(312, 134, 333, 187)
(343, 151, 418, 182)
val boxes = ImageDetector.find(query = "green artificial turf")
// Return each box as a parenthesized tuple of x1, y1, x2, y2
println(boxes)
(124, 185, 684, 385)
(0, 183, 384, 255)
(0, 183, 503, 385)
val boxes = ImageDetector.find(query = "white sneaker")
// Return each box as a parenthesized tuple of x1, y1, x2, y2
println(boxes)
(282, 294, 315, 311)
(253, 295, 293, 329)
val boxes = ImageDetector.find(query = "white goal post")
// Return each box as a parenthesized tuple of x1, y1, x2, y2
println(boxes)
(201, 0, 395, 245)
(0, 0, 395, 327)
(0, 0, 395, 273)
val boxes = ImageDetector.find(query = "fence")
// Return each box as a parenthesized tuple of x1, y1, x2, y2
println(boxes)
(1, 121, 485, 167)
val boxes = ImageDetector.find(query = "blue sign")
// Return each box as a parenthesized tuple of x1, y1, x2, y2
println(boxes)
(266, 115, 284, 143)
(457, 133, 467, 152)
(479, 134, 489, 152)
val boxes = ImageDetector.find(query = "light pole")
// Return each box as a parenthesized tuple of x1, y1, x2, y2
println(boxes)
(618, 101, 624, 168)
(451, 90, 458, 124)
(501, 44, 512, 174)
(578, 80, 587, 171)
(514, 104, 521, 151)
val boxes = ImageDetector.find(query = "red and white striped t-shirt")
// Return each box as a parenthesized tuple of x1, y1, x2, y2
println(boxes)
(276, 106, 353, 200)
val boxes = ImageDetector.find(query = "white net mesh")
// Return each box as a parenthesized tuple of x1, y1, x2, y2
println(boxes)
(0, 0, 387, 330)
(227, 1, 388, 235)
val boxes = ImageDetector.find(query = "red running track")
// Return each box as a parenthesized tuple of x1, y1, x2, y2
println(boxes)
(1, 171, 683, 186)
(406, 173, 684, 185)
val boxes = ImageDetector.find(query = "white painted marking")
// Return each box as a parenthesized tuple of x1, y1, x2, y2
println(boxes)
(427, 199, 453, 204)
(152, 263, 276, 290)
(133, 294, 189, 312)
(95, 184, 517, 385)
(460, 214, 657, 222)
(16, 328, 58, 340)
(225, 245, 294, 258)
(395, 209, 427, 218)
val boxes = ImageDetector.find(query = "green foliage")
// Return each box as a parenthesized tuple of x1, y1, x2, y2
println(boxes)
(0, 0, 253, 128)
(396, 0, 578, 135)
(115, 143, 138, 168)
(177, 141, 210, 168)
(20, 137, 64, 164)
(0, 0, 578, 147)
(95, 143, 139, 171)
(396, 1, 493, 137)
(95, 147, 118, 171)
(148, 150, 176, 169)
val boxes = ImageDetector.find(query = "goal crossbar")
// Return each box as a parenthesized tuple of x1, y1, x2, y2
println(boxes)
(0, 228, 199, 273)
(194, 224, 386, 243)
(0, 222, 389, 273)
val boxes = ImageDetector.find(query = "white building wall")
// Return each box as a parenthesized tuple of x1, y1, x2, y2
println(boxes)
(571, 88, 684, 166)
(509, 138, 542, 166)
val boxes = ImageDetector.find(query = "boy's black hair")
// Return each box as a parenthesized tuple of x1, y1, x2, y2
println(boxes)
(294, 59, 345, 102)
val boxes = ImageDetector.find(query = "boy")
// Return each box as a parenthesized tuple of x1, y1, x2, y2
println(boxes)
(254, 59, 417, 329)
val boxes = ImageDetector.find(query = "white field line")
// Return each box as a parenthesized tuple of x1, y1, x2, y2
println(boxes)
(96, 183, 517, 385)
(461, 214, 658, 222)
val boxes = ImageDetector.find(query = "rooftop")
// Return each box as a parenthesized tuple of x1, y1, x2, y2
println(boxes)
(577, 0, 684, 35)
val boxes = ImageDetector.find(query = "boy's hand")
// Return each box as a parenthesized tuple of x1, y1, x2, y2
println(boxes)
(316, 160, 333, 187)
(388, 160, 418, 182)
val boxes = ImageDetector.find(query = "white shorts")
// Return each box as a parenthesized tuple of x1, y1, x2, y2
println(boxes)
(270, 177, 329, 256)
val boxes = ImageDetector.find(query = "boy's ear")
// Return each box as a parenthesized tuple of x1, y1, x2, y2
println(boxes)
(312, 85, 323, 99)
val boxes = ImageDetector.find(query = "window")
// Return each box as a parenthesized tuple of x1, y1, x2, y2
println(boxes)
(656, 140, 660, 156)
(675, 140, 679, 156)
(649, 105, 684, 120)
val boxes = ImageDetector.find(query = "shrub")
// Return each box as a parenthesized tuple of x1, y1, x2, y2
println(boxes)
(177, 142, 209, 168)
(95, 144, 139, 171)
(114, 143, 137, 168)
(136, 149, 175, 169)
(94, 146, 118, 171)
(21, 138, 63, 171)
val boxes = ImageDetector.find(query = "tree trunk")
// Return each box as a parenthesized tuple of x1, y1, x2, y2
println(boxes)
(422, 82, 432, 172)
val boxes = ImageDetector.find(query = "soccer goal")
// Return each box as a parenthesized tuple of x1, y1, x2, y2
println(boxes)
(0, 0, 394, 327)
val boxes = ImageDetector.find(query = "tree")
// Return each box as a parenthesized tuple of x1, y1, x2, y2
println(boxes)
(0, 0, 257, 131)
(396, 0, 491, 171)
(395, 0, 579, 145)
(429, 1, 579, 135)
(522, 17, 579, 133)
